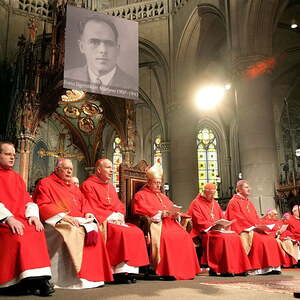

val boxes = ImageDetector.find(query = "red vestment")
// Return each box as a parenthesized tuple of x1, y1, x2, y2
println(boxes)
(285, 215, 300, 241)
(260, 216, 297, 267)
(0, 169, 51, 286)
(133, 187, 200, 280)
(188, 194, 251, 274)
(33, 173, 113, 282)
(80, 175, 149, 268)
(226, 194, 285, 270)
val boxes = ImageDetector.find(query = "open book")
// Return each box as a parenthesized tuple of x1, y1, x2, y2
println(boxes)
(278, 224, 288, 234)
(168, 205, 182, 216)
(213, 219, 236, 227)
(245, 224, 274, 233)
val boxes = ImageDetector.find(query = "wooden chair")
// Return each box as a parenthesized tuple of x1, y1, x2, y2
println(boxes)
(119, 160, 192, 234)
(119, 160, 151, 234)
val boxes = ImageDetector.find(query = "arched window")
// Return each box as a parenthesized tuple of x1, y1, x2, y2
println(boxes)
(197, 128, 219, 195)
(153, 136, 162, 165)
(112, 136, 122, 191)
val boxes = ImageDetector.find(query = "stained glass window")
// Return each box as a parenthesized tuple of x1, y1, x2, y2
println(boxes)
(153, 136, 162, 165)
(112, 136, 122, 191)
(197, 128, 219, 196)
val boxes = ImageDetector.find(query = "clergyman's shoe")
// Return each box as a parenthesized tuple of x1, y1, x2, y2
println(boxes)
(294, 292, 300, 298)
(220, 273, 234, 277)
(113, 274, 132, 284)
(208, 269, 217, 276)
(129, 275, 137, 284)
(270, 270, 281, 275)
(38, 280, 55, 297)
(160, 276, 176, 281)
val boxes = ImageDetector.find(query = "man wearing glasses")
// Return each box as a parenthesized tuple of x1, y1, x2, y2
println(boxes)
(33, 158, 113, 289)
(64, 13, 136, 95)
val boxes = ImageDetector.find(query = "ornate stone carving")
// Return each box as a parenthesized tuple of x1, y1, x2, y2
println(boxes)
(160, 141, 170, 152)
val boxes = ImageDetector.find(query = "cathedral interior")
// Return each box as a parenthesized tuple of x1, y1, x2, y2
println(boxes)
(0, 0, 300, 213)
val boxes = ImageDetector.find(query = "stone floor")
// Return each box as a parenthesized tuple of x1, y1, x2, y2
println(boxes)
(1, 269, 299, 300)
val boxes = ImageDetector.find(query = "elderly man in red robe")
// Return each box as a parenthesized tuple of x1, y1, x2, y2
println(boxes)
(285, 205, 300, 241)
(226, 180, 285, 275)
(80, 158, 149, 284)
(133, 163, 200, 280)
(188, 183, 251, 276)
(260, 208, 298, 267)
(0, 142, 53, 296)
(33, 158, 113, 289)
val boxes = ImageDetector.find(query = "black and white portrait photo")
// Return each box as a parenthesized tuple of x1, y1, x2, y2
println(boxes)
(64, 5, 139, 100)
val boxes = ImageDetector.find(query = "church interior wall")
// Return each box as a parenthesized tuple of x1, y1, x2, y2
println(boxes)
(1, 0, 300, 214)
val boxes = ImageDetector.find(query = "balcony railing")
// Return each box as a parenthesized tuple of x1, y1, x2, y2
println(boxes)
(5, 0, 188, 22)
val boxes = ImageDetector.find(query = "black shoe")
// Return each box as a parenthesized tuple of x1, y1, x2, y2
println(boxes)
(270, 270, 281, 275)
(23, 277, 54, 297)
(113, 274, 132, 284)
(160, 276, 176, 281)
(294, 292, 300, 298)
(208, 269, 217, 276)
(38, 280, 55, 297)
(129, 274, 137, 284)
(220, 273, 235, 277)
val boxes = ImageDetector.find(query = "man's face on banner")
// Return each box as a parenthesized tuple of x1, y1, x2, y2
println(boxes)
(79, 20, 120, 76)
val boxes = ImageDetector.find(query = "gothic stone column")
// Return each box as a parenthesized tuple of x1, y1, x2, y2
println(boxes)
(235, 67, 277, 214)
(17, 133, 35, 187)
(168, 103, 199, 209)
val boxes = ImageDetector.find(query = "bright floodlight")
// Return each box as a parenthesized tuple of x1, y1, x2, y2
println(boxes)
(224, 83, 232, 90)
(291, 23, 298, 29)
(195, 85, 225, 110)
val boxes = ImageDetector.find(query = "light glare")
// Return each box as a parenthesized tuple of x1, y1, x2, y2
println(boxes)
(195, 85, 225, 110)
(291, 23, 298, 29)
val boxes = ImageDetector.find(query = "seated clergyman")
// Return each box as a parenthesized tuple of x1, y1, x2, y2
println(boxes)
(33, 158, 113, 289)
(0, 142, 54, 296)
(133, 163, 201, 280)
(188, 183, 252, 276)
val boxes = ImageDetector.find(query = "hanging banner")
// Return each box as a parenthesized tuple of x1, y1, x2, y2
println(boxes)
(64, 5, 139, 100)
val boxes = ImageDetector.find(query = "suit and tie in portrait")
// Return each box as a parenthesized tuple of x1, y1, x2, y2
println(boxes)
(64, 6, 138, 100)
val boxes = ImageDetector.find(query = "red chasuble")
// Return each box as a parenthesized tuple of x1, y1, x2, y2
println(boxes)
(33, 173, 113, 282)
(260, 216, 297, 267)
(187, 194, 251, 274)
(80, 175, 149, 268)
(0, 168, 51, 286)
(133, 186, 200, 280)
(285, 215, 300, 241)
(226, 194, 285, 270)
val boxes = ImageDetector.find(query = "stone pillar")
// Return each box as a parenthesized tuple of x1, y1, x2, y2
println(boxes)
(235, 70, 277, 214)
(17, 133, 35, 187)
(123, 100, 136, 166)
(227, 0, 286, 213)
(168, 103, 198, 209)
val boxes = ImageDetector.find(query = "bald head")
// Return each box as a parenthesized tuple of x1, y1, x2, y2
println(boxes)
(95, 158, 113, 182)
